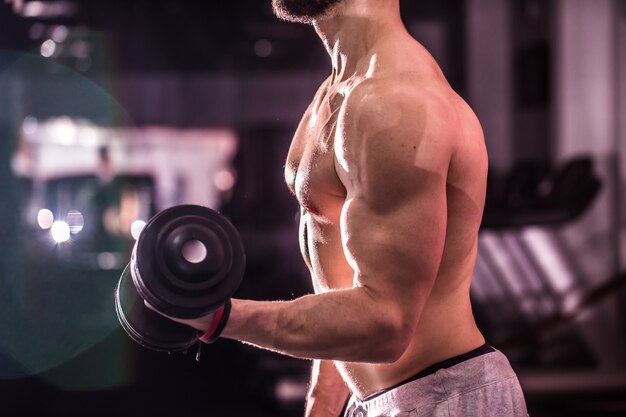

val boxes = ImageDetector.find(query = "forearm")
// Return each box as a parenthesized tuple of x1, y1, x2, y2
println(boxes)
(220, 287, 409, 362)
(305, 360, 351, 417)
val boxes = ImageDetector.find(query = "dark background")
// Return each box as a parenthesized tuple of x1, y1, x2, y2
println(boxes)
(1, 0, 625, 416)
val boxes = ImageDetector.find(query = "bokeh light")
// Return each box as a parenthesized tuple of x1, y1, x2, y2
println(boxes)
(22, 115, 39, 135)
(46, 116, 77, 145)
(97, 252, 120, 270)
(66, 210, 84, 234)
(130, 219, 146, 240)
(69, 39, 90, 58)
(40, 39, 56, 58)
(37, 208, 54, 229)
(51, 25, 68, 43)
(23, 1, 46, 18)
(214, 169, 235, 191)
(50, 221, 71, 243)
(254, 38, 273, 58)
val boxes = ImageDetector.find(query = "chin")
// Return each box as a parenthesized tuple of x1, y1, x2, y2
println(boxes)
(272, 0, 343, 24)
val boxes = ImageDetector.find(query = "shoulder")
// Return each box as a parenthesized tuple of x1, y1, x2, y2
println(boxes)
(343, 76, 426, 123)
(337, 74, 456, 173)
(346, 74, 459, 140)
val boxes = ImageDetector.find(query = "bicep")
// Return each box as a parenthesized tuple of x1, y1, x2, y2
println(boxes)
(340, 170, 447, 317)
(335, 82, 455, 336)
(338, 103, 451, 326)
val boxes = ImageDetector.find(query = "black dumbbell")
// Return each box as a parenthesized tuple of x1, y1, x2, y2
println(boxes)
(115, 205, 245, 352)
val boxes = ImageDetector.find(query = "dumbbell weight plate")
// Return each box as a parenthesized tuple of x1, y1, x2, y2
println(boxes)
(115, 205, 245, 351)
(133, 205, 245, 319)
(115, 263, 198, 352)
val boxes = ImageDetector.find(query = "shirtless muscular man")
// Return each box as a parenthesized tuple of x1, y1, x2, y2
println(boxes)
(154, 1, 528, 416)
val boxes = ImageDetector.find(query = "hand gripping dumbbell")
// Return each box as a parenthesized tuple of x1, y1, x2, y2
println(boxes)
(115, 205, 245, 352)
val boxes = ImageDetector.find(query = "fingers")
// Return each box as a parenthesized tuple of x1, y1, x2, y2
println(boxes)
(144, 300, 186, 324)
(144, 299, 214, 332)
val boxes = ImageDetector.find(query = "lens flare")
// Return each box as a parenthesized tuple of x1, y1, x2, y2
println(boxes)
(50, 221, 71, 243)
(0, 50, 136, 386)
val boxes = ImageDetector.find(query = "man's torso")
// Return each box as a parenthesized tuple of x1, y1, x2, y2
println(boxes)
(285, 35, 488, 397)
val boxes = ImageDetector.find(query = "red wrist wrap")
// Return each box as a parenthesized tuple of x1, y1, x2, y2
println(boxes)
(197, 300, 231, 344)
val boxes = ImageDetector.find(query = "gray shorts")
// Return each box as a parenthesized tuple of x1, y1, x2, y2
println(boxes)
(343, 347, 528, 417)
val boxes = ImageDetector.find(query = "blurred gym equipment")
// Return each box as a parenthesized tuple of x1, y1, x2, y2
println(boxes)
(473, 156, 626, 397)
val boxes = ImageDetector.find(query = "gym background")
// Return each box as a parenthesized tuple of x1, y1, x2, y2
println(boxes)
(0, 0, 625, 416)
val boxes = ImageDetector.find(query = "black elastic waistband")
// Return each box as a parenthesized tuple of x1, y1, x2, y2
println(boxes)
(361, 342, 495, 402)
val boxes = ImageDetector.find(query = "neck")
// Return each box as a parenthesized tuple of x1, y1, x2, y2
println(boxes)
(313, 1, 404, 83)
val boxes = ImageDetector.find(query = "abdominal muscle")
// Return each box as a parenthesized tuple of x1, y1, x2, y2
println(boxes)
(300, 209, 485, 399)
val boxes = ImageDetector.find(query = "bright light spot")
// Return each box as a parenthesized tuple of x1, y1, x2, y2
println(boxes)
(22, 115, 39, 135)
(23, 1, 45, 17)
(51, 25, 68, 43)
(40, 39, 56, 58)
(254, 39, 273, 58)
(66, 210, 84, 234)
(562, 292, 582, 316)
(22, 1, 77, 18)
(97, 252, 118, 270)
(51, 221, 71, 243)
(182, 240, 207, 264)
(275, 379, 307, 402)
(46, 116, 76, 145)
(79, 126, 99, 147)
(521, 227, 575, 293)
(130, 220, 146, 240)
(214, 170, 235, 191)
(37, 208, 54, 229)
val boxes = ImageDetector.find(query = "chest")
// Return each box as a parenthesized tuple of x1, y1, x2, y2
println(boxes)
(284, 100, 347, 217)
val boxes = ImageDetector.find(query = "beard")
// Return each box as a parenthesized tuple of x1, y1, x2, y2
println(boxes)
(272, 0, 343, 24)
